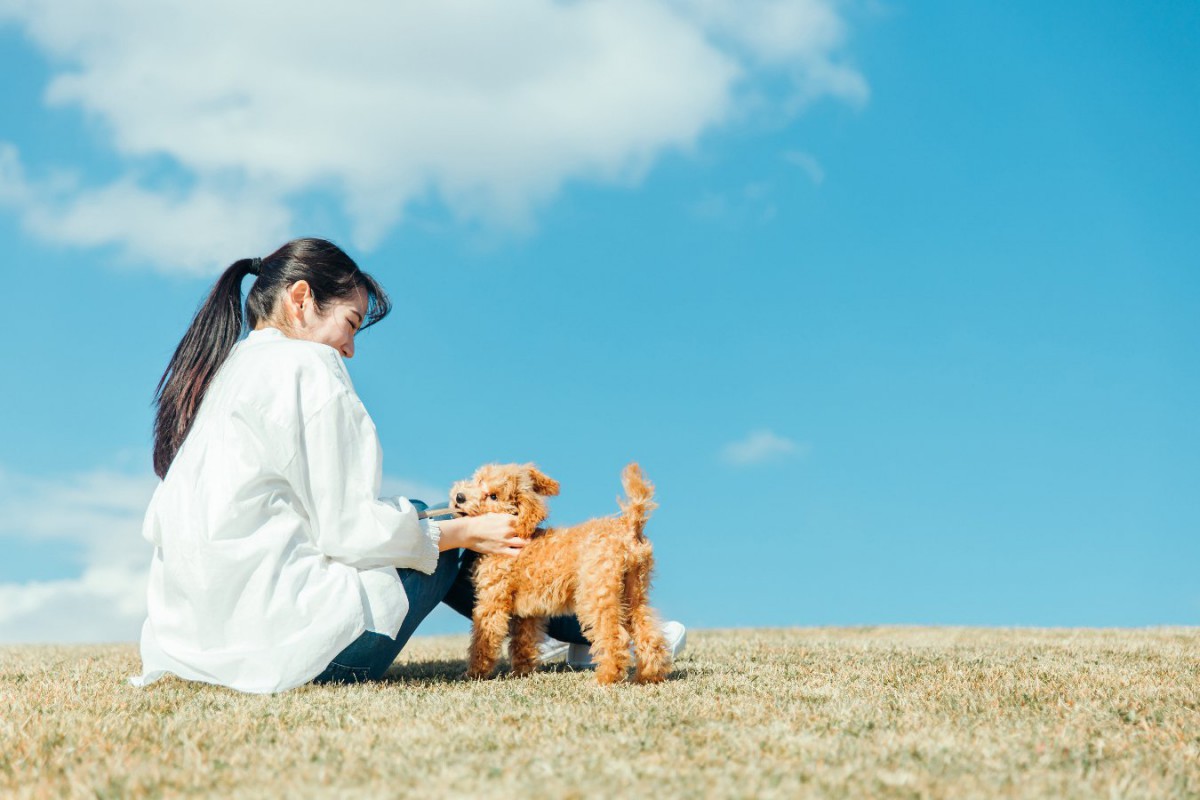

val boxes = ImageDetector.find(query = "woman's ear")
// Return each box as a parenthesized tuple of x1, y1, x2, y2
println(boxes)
(286, 280, 314, 324)
(524, 464, 560, 496)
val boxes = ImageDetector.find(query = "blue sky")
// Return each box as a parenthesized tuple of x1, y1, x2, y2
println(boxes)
(0, 1, 1196, 642)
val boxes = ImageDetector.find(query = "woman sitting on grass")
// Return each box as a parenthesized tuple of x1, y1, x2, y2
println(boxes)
(132, 238, 683, 694)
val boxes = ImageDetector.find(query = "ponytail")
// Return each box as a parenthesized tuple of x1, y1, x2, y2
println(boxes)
(152, 258, 259, 478)
(151, 238, 390, 479)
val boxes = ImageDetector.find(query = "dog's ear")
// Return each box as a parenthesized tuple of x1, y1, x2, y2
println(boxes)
(524, 464, 560, 496)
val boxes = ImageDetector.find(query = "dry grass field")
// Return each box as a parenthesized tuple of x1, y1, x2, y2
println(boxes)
(1, 627, 1198, 799)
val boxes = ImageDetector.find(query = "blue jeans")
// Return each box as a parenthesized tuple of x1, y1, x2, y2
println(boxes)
(312, 548, 588, 684)
(311, 548, 460, 684)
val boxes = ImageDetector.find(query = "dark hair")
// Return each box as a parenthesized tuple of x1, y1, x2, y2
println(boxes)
(152, 237, 391, 478)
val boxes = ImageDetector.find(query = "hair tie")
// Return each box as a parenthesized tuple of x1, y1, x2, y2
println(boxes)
(248, 257, 262, 276)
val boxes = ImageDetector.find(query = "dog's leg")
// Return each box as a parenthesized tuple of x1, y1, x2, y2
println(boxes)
(626, 560, 671, 684)
(577, 560, 632, 685)
(509, 616, 546, 677)
(468, 583, 512, 680)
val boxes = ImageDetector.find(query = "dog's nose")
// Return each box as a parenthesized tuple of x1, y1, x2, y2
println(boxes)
(455, 492, 466, 505)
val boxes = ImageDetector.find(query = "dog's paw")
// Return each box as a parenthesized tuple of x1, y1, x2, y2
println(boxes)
(595, 666, 625, 685)
(634, 670, 668, 685)
(510, 661, 537, 677)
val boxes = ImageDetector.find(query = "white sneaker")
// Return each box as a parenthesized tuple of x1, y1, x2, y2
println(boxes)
(566, 620, 687, 669)
(537, 635, 570, 665)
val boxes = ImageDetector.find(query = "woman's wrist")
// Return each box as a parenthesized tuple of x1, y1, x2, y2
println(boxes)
(436, 516, 469, 551)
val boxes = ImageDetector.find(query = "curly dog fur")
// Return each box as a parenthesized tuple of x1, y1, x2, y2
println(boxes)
(449, 462, 671, 685)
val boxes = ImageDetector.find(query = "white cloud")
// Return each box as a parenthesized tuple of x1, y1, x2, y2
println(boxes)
(0, 464, 445, 643)
(0, 0, 866, 273)
(0, 143, 27, 205)
(0, 466, 158, 643)
(672, 0, 869, 108)
(721, 429, 806, 466)
(0, 144, 292, 274)
(689, 180, 778, 225)
(784, 149, 825, 185)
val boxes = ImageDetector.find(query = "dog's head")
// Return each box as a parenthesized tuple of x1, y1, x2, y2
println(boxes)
(449, 463, 561, 538)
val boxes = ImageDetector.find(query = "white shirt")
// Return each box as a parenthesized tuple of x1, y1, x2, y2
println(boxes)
(132, 327, 441, 694)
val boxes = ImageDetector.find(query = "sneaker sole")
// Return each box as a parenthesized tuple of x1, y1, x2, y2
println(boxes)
(567, 626, 687, 669)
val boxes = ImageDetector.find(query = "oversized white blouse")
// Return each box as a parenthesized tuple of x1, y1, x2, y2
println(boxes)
(132, 326, 441, 694)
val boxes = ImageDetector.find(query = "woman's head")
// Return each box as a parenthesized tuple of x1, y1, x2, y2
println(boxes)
(153, 237, 391, 478)
(246, 238, 388, 357)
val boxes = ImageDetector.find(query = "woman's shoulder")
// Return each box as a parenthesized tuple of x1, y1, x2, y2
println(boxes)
(241, 328, 347, 371)
(224, 329, 356, 405)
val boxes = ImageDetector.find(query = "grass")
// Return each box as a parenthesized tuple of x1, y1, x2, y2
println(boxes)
(2, 627, 1198, 798)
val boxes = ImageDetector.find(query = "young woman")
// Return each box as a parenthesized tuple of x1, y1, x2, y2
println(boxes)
(132, 238, 682, 694)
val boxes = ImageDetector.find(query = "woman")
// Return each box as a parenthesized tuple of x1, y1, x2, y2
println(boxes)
(132, 238, 681, 694)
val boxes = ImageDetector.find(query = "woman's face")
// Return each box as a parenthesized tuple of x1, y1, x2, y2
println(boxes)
(281, 282, 369, 358)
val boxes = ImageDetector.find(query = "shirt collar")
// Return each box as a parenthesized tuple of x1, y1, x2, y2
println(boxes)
(245, 326, 286, 343)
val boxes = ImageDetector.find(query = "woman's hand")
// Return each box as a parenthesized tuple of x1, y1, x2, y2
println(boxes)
(437, 513, 526, 556)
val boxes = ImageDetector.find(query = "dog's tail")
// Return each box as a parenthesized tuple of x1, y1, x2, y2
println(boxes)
(617, 462, 658, 539)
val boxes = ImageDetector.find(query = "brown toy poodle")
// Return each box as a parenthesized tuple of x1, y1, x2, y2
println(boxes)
(449, 462, 671, 685)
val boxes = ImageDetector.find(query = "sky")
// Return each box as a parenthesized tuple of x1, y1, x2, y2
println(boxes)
(0, 1, 1196, 643)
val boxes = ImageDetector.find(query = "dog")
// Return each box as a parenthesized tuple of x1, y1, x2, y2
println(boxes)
(449, 462, 671, 685)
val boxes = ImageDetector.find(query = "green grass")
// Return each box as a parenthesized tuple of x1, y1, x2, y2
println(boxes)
(2, 628, 1198, 798)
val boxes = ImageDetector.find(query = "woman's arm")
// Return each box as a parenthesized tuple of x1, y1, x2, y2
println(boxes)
(296, 390, 443, 573)
(436, 514, 527, 556)
(296, 386, 528, 570)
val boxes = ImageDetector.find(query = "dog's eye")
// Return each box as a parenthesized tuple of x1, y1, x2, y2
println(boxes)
(488, 493, 498, 501)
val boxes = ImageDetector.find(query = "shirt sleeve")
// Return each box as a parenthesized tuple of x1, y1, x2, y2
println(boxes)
(295, 388, 441, 574)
